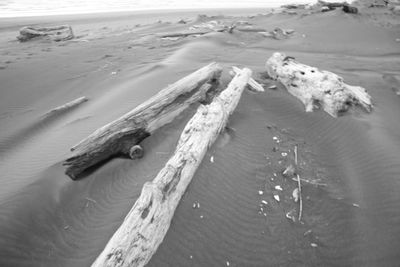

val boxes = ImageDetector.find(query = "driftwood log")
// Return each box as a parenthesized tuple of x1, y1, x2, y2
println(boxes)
(17, 25, 74, 42)
(230, 66, 264, 92)
(63, 63, 222, 179)
(91, 68, 252, 267)
(265, 52, 372, 117)
(43, 96, 88, 118)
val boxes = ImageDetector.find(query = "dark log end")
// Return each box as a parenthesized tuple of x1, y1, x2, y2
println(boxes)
(64, 129, 150, 180)
(129, 145, 144, 160)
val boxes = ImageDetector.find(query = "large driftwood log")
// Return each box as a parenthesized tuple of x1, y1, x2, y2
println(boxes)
(265, 52, 373, 117)
(17, 25, 74, 42)
(43, 96, 88, 118)
(91, 68, 251, 267)
(63, 63, 222, 179)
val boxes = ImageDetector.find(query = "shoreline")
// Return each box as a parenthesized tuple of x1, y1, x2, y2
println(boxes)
(0, 7, 275, 29)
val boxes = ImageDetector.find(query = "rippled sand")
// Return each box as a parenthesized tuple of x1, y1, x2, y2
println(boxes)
(0, 6, 399, 267)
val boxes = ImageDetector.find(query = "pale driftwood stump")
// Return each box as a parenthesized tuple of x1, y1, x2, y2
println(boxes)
(91, 68, 252, 267)
(266, 52, 373, 117)
(17, 25, 74, 42)
(63, 63, 222, 179)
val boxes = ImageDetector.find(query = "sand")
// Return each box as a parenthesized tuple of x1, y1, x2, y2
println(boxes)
(0, 3, 400, 267)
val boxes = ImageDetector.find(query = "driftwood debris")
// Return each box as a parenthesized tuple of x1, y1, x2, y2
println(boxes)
(265, 52, 373, 117)
(317, 1, 346, 8)
(43, 96, 88, 118)
(343, 5, 359, 13)
(63, 63, 222, 179)
(91, 68, 252, 267)
(230, 66, 264, 92)
(17, 25, 74, 42)
(260, 28, 295, 40)
(158, 30, 212, 38)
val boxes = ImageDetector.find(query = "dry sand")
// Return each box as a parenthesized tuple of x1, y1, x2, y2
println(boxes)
(0, 3, 400, 267)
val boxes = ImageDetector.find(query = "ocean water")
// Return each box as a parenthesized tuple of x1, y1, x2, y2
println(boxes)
(0, 0, 316, 18)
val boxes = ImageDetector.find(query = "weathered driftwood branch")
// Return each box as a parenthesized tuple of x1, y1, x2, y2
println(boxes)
(91, 68, 252, 267)
(17, 25, 74, 42)
(63, 63, 222, 179)
(265, 52, 373, 117)
(157, 30, 212, 38)
(43, 96, 88, 118)
(231, 66, 264, 92)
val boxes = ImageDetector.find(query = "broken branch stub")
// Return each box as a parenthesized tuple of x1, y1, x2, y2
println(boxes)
(265, 52, 372, 117)
(63, 62, 222, 179)
(231, 66, 264, 92)
(91, 68, 252, 267)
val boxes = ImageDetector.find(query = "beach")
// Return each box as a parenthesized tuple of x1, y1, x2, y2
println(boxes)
(0, 2, 400, 266)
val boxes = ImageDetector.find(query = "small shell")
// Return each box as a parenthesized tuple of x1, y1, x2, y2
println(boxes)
(292, 188, 299, 202)
(275, 185, 283, 191)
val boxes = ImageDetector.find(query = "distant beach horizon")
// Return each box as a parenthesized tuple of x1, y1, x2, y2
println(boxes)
(0, 0, 323, 18)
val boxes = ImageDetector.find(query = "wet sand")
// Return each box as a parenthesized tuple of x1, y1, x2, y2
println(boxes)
(0, 4, 400, 267)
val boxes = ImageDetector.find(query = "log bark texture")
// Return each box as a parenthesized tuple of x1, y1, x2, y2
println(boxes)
(265, 52, 372, 117)
(63, 63, 222, 179)
(91, 68, 252, 267)
(17, 25, 74, 42)
(43, 96, 88, 118)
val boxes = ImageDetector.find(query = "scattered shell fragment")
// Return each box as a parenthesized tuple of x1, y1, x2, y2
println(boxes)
(285, 209, 296, 222)
(311, 243, 318, 248)
(268, 85, 277, 90)
(210, 156, 214, 163)
(258, 190, 264, 195)
(303, 229, 312, 236)
(275, 185, 283, 191)
(261, 200, 268, 205)
(274, 195, 280, 202)
(352, 203, 360, 208)
(282, 164, 296, 177)
(226, 261, 230, 266)
(292, 188, 299, 202)
(281, 152, 288, 157)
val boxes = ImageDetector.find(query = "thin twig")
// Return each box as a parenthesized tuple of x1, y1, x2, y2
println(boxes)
(292, 177, 327, 186)
(296, 174, 303, 221)
(294, 145, 302, 221)
(85, 197, 97, 204)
